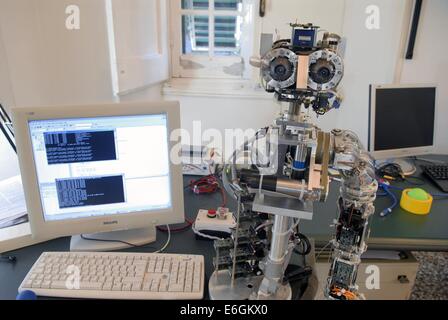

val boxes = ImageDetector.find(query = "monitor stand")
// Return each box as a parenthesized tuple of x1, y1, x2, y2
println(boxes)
(69, 226, 156, 252)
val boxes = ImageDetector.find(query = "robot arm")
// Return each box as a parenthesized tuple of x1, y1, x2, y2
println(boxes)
(325, 129, 378, 300)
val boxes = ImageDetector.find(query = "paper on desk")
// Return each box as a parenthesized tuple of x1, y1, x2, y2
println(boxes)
(0, 175, 28, 229)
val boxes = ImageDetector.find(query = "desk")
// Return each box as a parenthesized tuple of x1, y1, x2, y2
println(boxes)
(302, 164, 448, 251)
(1, 158, 448, 299)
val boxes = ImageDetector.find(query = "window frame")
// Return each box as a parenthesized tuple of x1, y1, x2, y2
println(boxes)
(170, 0, 257, 80)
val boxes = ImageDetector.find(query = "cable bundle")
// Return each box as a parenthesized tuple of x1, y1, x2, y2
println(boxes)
(188, 175, 221, 195)
(158, 174, 227, 234)
(187, 174, 227, 208)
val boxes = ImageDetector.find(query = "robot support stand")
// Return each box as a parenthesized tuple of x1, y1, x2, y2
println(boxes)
(257, 215, 293, 299)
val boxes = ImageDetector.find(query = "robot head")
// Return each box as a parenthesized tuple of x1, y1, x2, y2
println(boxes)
(257, 23, 344, 115)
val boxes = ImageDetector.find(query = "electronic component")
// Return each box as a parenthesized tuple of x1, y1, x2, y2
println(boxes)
(229, 243, 256, 262)
(368, 85, 437, 160)
(193, 208, 236, 240)
(19, 251, 204, 299)
(291, 23, 318, 48)
(12, 101, 185, 251)
(261, 48, 297, 90)
(335, 198, 365, 251)
(332, 260, 355, 287)
(421, 165, 448, 193)
(308, 50, 343, 91)
(181, 145, 218, 176)
(229, 262, 255, 279)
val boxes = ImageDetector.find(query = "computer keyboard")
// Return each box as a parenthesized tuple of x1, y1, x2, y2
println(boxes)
(19, 251, 204, 300)
(421, 165, 448, 193)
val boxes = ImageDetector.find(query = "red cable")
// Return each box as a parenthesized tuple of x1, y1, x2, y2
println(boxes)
(188, 175, 219, 194)
(157, 218, 193, 233)
(158, 174, 226, 233)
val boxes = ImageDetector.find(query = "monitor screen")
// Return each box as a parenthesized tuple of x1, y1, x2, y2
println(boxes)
(373, 87, 436, 151)
(28, 114, 172, 222)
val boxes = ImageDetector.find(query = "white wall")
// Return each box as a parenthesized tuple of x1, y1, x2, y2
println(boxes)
(165, 94, 280, 147)
(400, 0, 448, 154)
(0, 0, 165, 112)
(35, 0, 117, 106)
(324, 0, 408, 146)
(0, 0, 47, 107)
(166, 0, 409, 149)
(0, 23, 15, 114)
(111, 0, 169, 94)
(260, 0, 346, 37)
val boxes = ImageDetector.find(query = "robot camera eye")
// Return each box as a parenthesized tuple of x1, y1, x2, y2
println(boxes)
(309, 60, 335, 84)
(270, 57, 294, 82)
(261, 48, 297, 89)
(308, 50, 344, 91)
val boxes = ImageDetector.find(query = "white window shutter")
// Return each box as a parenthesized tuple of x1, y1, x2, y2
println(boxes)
(108, 0, 169, 95)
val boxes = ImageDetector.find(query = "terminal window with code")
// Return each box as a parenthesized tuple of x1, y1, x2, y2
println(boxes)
(28, 114, 172, 221)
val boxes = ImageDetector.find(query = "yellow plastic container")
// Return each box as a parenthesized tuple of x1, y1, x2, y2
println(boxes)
(400, 188, 433, 215)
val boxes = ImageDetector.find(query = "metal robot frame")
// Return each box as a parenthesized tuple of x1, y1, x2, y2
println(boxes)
(208, 23, 378, 300)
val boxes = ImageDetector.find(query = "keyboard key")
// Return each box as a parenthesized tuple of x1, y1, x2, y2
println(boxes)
(102, 282, 113, 291)
(80, 282, 103, 290)
(142, 281, 152, 291)
(112, 283, 122, 291)
(122, 283, 132, 291)
(132, 282, 142, 291)
(50, 281, 68, 289)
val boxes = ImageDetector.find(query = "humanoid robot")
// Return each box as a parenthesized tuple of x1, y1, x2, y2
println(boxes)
(208, 23, 378, 300)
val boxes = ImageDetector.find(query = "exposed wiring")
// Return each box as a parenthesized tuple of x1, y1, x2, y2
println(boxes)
(378, 181, 448, 217)
(186, 173, 227, 208)
(157, 218, 193, 233)
(315, 241, 332, 260)
(330, 286, 357, 300)
(188, 175, 220, 194)
(375, 162, 424, 186)
(382, 183, 448, 198)
(191, 223, 224, 240)
(277, 219, 300, 237)
(293, 233, 311, 256)
(376, 163, 404, 181)
(379, 183, 398, 217)
(80, 234, 156, 249)
(255, 221, 273, 232)
(0, 255, 17, 263)
(159, 169, 226, 234)
(154, 225, 171, 253)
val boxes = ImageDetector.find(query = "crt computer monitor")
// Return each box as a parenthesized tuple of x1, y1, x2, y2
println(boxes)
(368, 84, 437, 160)
(12, 101, 184, 251)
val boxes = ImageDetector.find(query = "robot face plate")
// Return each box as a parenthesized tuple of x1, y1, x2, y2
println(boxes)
(261, 48, 297, 89)
(308, 49, 344, 91)
(254, 23, 345, 114)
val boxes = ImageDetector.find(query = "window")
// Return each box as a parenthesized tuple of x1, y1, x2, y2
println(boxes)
(171, 0, 256, 79)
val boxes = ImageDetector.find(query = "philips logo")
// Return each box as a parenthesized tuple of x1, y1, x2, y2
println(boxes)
(103, 220, 118, 225)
